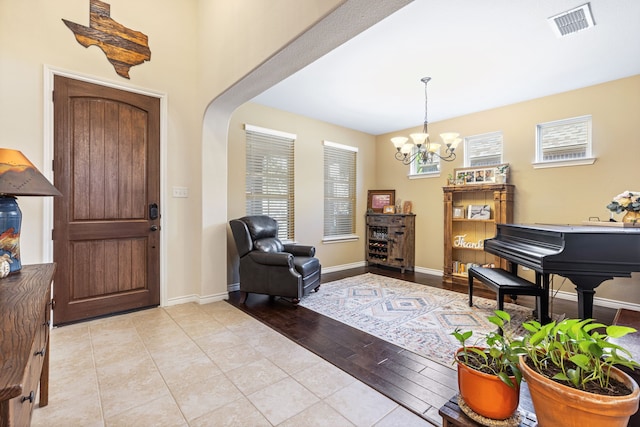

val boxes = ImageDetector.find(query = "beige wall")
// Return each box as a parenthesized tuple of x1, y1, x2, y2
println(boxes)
(0, 0, 349, 305)
(375, 75, 640, 304)
(4, 0, 638, 310)
(0, 0, 202, 302)
(227, 102, 377, 284)
(227, 77, 640, 308)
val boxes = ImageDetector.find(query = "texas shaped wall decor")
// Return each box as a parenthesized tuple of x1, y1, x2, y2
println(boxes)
(62, 0, 151, 79)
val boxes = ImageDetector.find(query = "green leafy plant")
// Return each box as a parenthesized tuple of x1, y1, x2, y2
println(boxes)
(495, 164, 509, 175)
(519, 317, 640, 393)
(452, 310, 523, 388)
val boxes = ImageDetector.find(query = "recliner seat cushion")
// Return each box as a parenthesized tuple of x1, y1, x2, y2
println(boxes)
(293, 256, 320, 278)
(254, 237, 284, 253)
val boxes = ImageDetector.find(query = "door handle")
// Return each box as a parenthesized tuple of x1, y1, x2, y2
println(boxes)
(150, 225, 159, 231)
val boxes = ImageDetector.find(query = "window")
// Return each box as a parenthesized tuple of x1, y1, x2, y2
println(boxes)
(464, 131, 503, 167)
(535, 115, 594, 168)
(410, 148, 440, 176)
(244, 124, 295, 240)
(323, 141, 357, 240)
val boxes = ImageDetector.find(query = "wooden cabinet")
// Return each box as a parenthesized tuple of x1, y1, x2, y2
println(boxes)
(366, 213, 415, 273)
(443, 184, 514, 288)
(0, 264, 55, 427)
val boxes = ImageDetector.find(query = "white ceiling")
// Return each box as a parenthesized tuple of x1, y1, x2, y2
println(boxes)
(252, 0, 640, 136)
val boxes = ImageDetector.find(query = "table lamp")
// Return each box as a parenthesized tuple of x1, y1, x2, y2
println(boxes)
(0, 148, 62, 277)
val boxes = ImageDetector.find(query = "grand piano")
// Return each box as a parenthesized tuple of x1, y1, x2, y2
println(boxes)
(484, 223, 640, 319)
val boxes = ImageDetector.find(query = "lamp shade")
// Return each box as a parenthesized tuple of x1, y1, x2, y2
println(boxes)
(0, 149, 61, 196)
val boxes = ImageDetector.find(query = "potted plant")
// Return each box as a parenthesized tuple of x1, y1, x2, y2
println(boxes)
(452, 310, 522, 421)
(517, 317, 640, 427)
(606, 190, 640, 223)
(495, 164, 509, 183)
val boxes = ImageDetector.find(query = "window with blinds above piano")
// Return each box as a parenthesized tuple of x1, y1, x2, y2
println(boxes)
(534, 115, 595, 168)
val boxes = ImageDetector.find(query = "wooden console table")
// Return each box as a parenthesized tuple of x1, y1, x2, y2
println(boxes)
(439, 381, 538, 426)
(0, 263, 55, 426)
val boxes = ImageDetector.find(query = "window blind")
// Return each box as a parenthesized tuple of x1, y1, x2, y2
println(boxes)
(465, 132, 503, 167)
(245, 125, 295, 240)
(537, 116, 591, 162)
(323, 141, 357, 238)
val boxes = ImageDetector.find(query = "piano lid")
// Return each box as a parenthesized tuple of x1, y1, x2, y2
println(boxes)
(501, 223, 640, 234)
(485, 223, 640, 275)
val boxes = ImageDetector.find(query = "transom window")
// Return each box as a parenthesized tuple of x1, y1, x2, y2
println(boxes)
(464, 131, 503, 167)
(410, 149, 440, 176)
(535, 115, 594, 168)
(244, 124, 295, 240)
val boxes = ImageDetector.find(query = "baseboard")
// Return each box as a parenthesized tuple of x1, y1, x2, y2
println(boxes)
(551, 289, 640, 313)
(165, 291, 229, 306)
(413, 266, 443, 277)
(322, 261, 367, 274)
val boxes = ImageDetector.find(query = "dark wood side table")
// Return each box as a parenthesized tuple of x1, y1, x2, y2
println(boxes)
(439, 381, 538, 426)
(0, 263, 55, 426)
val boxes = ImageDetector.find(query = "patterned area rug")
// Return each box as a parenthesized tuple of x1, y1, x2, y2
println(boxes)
(300, 273, 538, 367)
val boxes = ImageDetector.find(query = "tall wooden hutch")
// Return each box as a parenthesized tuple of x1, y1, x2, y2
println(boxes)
(443, 184, 514, 289)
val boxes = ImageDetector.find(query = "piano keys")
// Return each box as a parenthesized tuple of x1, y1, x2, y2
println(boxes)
(484, 223, 640, 319)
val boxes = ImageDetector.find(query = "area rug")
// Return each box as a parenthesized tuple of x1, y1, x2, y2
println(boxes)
(300, 273, 539, 367)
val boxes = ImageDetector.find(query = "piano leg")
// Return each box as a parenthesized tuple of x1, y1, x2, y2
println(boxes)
(577, 288, 596, 319)
(535, 273, 551, 324)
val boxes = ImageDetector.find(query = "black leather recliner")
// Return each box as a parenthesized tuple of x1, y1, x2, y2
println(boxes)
(229, 215, 321, 303)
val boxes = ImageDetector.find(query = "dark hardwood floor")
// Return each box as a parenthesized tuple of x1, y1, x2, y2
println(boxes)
(226, 266, 617, 425)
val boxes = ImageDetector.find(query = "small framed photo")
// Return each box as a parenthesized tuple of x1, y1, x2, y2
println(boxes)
(383, 205, 396, 214)
(368, 190, 395, 213)
(468, 204, 491, 220)
(453, 205, 464, 219)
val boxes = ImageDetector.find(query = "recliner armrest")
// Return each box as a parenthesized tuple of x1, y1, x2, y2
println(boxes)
(283, 244, 316, 257)
(248, 251, 294, 267)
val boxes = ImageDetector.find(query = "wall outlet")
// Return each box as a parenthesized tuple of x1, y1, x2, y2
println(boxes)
(172, 186, 189, 198)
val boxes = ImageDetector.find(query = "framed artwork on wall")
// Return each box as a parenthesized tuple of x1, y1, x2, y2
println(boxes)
(367, 190, 395, 213)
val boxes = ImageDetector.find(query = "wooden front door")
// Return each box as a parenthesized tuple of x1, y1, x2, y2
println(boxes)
(52, 75, 160, 325)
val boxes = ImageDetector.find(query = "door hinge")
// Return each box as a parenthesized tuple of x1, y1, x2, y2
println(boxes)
(51, 159, 54, 172)
(51, 229, 55, 240)
(50, 298, 56, 310)
(52, 90, 55, 102)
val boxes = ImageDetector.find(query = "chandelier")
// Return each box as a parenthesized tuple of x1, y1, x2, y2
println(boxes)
(391, 77, 461, 165)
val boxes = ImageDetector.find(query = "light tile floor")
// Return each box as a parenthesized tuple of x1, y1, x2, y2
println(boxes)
(32, 301, 436, 427)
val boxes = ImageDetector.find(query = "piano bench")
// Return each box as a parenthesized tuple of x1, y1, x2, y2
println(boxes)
(468, 266, 549, 323)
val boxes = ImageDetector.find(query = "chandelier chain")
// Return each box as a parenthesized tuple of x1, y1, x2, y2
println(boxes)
(391, 76, 460, 165)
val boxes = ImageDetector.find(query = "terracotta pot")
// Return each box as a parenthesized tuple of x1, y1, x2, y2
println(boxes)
(455, 348, 520, 420)
(519, 356, 640, 427)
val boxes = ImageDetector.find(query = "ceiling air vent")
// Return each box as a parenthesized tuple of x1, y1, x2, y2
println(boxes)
(548, 3, 595, 37)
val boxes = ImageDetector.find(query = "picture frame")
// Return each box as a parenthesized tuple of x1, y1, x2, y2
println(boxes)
(453, 163, 509, 185)
(383, 205, 396, 214)
(368, 190, 395, 213)
(468, 204, 491, 220)
(453, 205, 464, 219)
